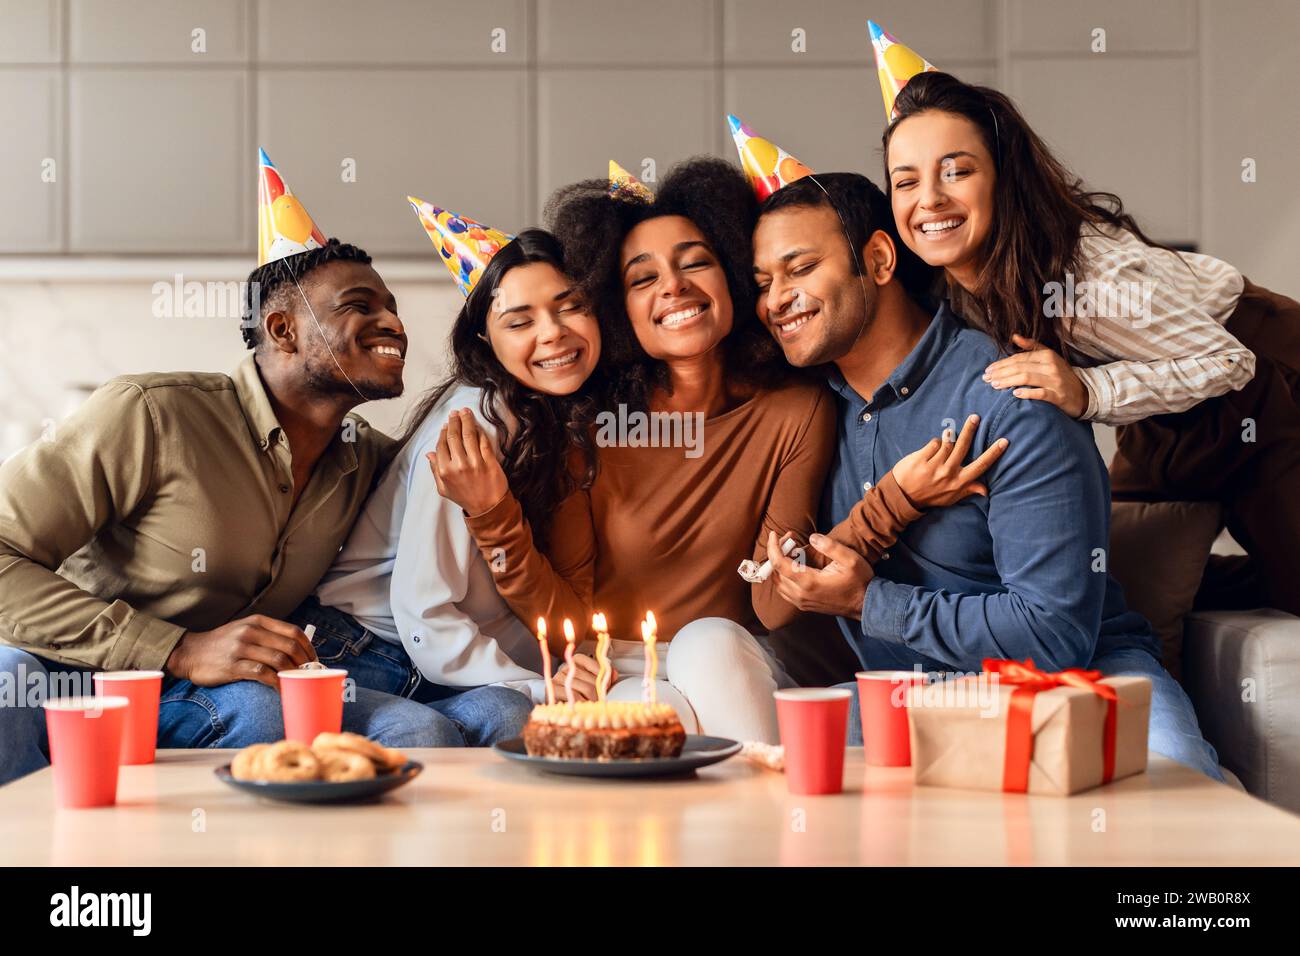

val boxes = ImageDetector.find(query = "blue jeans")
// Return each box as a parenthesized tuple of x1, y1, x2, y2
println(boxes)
(839, 646, 1224, 782)
(288, 597, 532, 749)
(0, 644, 466, 786)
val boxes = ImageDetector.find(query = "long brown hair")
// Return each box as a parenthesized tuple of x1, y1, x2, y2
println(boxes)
(399, 228, 599, 552)
(882, 71, 1176, 355)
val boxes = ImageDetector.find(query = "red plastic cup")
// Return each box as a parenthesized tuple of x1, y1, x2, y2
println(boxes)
(856, 670, 927, 766)
(278, 669, 347, 743)
(93, 670, 163, 765)
(774, 688, 853, 795)
(43, 696, 130, 808)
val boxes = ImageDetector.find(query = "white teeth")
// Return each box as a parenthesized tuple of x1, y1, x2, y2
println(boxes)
(919, 218, 964, 234)
(536, 350, 579, 370)
(776, 312, 813, 335)
(369, 345, 403, 358)
(659, 304, 705, 328)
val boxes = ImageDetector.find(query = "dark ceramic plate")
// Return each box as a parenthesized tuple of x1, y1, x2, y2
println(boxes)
(493, 735, 741, 778)
(214, 761, 422, 803)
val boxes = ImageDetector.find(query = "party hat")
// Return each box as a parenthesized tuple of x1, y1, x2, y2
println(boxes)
(726, 115, 813, 201)
(407, 197, 514, 297)
(257, 148, 327, 266)
(608, 160, 654, 202)
(868, 21, 938, 122)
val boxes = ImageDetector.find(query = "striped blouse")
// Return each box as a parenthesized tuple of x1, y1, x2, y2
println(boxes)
(956, 224, 1256, 425)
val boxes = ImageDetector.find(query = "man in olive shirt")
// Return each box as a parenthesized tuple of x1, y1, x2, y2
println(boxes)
(0, 240, 460, 785)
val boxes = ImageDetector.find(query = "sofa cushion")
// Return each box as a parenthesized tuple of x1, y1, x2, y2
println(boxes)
(1109, 500, 1222, 681)
(1182, 609, 1300, 812)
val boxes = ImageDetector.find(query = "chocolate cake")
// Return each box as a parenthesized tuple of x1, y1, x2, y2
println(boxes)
(523, 702, 686, 760)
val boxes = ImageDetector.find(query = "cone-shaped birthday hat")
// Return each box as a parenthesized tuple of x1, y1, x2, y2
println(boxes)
(257, 148, 327, 267)
(726, 115, 813, 201)
(407, 197, 514, 297)
(608, 160, 654, 202)
(869, 21, 938, 122)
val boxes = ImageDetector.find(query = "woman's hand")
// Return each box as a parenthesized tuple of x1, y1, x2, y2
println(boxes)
(983, 334, 1089, 418)
(552, 653, 618, 702)
(427, 408, 509, 516)
(891, 413, 1009, 509)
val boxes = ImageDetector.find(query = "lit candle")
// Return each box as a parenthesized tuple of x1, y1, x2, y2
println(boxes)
(562, 618, 577, 706)
(536, 617, 555, 706)
(641, 612, 658, 705)
(593, 612, 611, 702)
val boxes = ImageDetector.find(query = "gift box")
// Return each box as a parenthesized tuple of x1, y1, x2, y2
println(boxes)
(906, 659, 1151, 796)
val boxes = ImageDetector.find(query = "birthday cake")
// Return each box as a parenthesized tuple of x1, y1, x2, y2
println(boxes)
(523, 702, 686, 760)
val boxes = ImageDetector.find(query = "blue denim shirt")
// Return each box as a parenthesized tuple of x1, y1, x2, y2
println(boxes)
(822, 302, 1158, 673)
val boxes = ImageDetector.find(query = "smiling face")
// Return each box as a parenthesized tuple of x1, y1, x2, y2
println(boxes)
(886, 110, 996, 284)
(286, 259, 408, 400)
(753, 203, 876, 367)
(484, 260, 600, 396)
(620, 215, 734, 362)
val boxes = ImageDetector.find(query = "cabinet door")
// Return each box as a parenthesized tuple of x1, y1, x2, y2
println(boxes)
(69, 70, 247, 252)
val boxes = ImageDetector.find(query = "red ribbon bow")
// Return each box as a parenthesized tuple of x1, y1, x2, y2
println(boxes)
(981, 658, 1119, 793)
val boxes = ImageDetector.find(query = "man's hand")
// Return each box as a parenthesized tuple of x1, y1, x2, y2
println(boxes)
(552, 652, 619, 702)
(983, 334, 1089, 418)
(765, 530, 874, 620)
(427, 408, 510, 516)
(166, 615, 317, 690)
(891, 413, 1009, 509)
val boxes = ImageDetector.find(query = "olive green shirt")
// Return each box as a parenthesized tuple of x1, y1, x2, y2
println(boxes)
(0, 355, 394, 673)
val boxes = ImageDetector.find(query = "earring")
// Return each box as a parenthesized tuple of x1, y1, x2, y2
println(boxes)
(476, 332, 489, 342)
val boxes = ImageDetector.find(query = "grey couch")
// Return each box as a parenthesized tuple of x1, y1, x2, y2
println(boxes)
(1184, 610, 1300, 812)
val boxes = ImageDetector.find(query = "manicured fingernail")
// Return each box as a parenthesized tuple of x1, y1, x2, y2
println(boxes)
(968, 414, 979, 422)
(810, 533, 824, 544)
(998, 438, 1009, 446)
(1014, 389, 1026, 397)
(982, 373, 991, 382)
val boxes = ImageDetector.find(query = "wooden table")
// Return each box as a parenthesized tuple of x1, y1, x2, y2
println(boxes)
(2, 749, 1297, 866)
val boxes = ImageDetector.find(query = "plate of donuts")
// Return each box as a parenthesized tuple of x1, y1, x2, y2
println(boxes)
(215, 732, 422, 803)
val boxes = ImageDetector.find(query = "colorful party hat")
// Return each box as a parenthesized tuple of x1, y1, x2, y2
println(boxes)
(868, 21, 938, 122)
(726, 115, 813, 201)
(257, 148, 327, 267)
(608, 160, 654, 202)
(407, 197, 514, 297)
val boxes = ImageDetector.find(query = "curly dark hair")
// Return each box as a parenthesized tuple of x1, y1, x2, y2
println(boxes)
(398, 228, 599, 553)
(241, 238, 373, 349)
(545, 155, 791, 413)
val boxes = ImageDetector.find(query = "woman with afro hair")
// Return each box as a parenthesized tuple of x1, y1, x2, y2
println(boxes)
(431, 156, 834, 743)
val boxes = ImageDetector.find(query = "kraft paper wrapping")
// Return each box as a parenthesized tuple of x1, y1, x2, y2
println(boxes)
(905, 675, 1151, 796)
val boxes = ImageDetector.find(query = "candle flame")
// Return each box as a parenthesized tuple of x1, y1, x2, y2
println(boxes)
(536, 617, 547, 641)
(563, 618, 575, 643)
(645, 610, 657, 631)
(592, 612, 607, 632)
(641, 619, 654, 643)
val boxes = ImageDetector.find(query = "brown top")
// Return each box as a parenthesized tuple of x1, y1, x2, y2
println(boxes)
(0, 355, 394, 672)
(465, 379, 924, 647)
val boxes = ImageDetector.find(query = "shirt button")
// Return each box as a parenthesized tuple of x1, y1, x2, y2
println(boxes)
(279, 484, 290, 494)
(861, 411, 872, 423)
(900, 386, 910, 396)
(882, 551, 891, 560)
(862, 481, 873, 492)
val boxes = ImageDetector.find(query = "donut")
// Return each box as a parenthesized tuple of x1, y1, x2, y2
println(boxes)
(313, 747, 377, 782)
(231, 743, 272, 781)
(254, 740, 321, 782)
(311, 731, 405, 773)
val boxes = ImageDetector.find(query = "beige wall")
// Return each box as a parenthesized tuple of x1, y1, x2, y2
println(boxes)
(1, 0, 1297, 461)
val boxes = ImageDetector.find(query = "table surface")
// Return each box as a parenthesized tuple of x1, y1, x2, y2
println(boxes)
(2, 749, 1297, 866)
